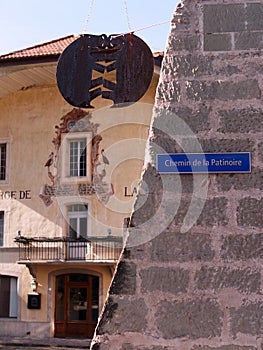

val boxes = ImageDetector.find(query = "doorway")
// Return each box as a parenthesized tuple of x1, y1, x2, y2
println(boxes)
(55, 273, 99, 338)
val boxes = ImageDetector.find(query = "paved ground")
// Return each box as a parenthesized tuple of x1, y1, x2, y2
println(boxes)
(0, 337, 91, 349)
(0, 347, 90, 350)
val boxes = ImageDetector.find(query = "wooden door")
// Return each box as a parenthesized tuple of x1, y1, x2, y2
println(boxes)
(55, 274, 99, 338)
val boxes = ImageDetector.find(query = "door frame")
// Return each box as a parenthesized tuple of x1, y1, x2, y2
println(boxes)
(55, 273, 98, 338)
(48, 269, 102, 338)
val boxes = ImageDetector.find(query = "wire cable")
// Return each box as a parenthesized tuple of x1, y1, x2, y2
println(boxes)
(112, 19, 171, 38)
(82, 0, 95, 34)
(123, 0, 132, 31)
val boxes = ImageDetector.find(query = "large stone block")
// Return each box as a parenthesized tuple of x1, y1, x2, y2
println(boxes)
(152, 104, 211, 135)
(151, 231, 215, 262)
(156, 299, 222, 339)
(235, 32, 263, 50)
(196, 197, 228, 226)
(247, 3, 263, 30)
(162, 196, 228, 229)
(96, 297, 118, 335)
(155, 136, 254, 157)
(199, 139, 254, 154)
(167, 34, 200, 51)
(218, 107, 263, 133)
(186, 80, 261, 102)
(195, 266, 261, 293)
(230, 302, 263, 337)
(96, 297, 148, 335)
(133, 194, 227, 231)
(131, 192, 161, 227)
(221, 233, 263, 260)
(162, 54, 213, 78)
(258, 142, 263, 162)
(109, 261, 136, 295)
(215, 64, 241, 76)
(203, 4, 246, 33)
(156, 80, 180, 103)
(204, 33, 232, 51)
(140, 267, 189, 294)
(237, 198, 263, 227)
(130, 165, 163, 227)
(216, 168, 263, 192)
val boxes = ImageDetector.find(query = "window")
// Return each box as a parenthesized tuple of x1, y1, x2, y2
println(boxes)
(68, 204, 88, 239)
(0, 276, 18, 318)
(0, 143, 7, 181)
(0, 211, 4, 246)
(70, 139, 86, 177)
(61, 133, 92, 183)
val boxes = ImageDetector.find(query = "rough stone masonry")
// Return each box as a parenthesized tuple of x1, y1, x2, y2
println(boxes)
(91, 0, 263, 349)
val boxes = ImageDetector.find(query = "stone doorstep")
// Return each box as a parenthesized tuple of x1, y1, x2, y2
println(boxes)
(0, 337, 91, 349)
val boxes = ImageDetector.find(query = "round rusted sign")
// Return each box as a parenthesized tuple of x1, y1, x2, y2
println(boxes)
(56, 33, 154, 108)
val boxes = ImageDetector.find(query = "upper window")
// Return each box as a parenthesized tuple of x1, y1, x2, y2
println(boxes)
(0, 143, 8, 182)
(0, 211, 4, 246)
(69, 139, 87, 177)
(61, 133, 92, 183)
(0, 276, 18, 318)
(68, 204, 88, 239)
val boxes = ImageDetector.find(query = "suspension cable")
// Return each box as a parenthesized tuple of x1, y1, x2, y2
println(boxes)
(82, 0, 95, 34)
(112, 20, 171, 38)
(123, 0, 132, 31)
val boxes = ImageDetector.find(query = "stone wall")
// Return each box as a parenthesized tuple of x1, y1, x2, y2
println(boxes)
(90, 0, 263, 349)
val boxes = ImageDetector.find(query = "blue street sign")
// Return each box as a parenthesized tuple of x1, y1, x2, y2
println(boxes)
(157, 153, 251, 174)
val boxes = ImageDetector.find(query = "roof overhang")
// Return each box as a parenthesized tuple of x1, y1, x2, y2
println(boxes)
(0, 52, 163, 100)
(0, 61, 58, 98)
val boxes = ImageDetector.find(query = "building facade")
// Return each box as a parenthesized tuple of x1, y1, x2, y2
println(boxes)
(0, 35, 161, 339)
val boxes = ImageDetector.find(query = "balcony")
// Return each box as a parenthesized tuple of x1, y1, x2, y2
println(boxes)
(14, 236, 123, 263)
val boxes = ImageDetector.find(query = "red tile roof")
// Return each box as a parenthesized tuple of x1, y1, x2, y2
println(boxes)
(0, 35, 79, 63)
(0, 34, 163, 66)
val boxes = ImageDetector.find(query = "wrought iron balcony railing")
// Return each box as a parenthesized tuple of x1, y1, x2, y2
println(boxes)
(14, 236, 123, 263)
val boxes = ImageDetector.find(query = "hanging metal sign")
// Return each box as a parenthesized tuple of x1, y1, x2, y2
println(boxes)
(56, 33, 154, 108)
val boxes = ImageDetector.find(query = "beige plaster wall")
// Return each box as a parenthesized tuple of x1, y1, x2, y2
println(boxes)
(0, 66, 159, 332)
(0, 73, 159, 245)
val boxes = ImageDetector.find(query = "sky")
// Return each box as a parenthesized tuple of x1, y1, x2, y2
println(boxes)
(0, 1, 179, 55)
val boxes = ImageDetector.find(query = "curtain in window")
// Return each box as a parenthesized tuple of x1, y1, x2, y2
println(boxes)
(0, 276, 17, 318)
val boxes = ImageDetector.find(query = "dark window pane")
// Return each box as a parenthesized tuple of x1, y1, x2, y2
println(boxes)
(69, 218, 77, 239)
(0, 277, 10, 317)
(0, 211, 4, 246)
(0, 276, 17, 318)
(79, 218, 87, 239)
(69, 288, 87, 321)
(55, 276, 65, 321)
(0, 144, 6, 181)
(79, 141, 86, 177)
(69, 274, 89, 283)
(91, 276, 99, 321)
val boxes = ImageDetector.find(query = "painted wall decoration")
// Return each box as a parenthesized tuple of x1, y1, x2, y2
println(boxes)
(56, 34, 154, 108)
(39, 108, 113, 206)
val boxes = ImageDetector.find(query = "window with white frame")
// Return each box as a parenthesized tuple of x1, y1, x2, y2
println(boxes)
(61, 133, 92, 183)
(68, 204, 88, 239)
(0, 211, 4, 246)
(0, 143, 7, 182)
(69, 139, 87, 177)
(0, 276, 18, 318)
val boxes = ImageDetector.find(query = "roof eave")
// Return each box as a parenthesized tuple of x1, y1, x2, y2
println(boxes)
(0, 54, 61, 67)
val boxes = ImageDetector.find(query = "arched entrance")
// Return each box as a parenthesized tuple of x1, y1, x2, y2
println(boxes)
(54, 273, 99, 338)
